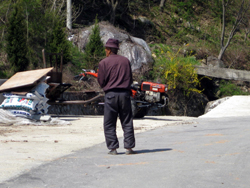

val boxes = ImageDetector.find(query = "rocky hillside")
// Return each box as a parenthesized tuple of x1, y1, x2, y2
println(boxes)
(74, 0, 250, 71)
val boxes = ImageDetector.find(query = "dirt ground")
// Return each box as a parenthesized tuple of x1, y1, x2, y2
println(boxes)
(0, 115, 196, 183)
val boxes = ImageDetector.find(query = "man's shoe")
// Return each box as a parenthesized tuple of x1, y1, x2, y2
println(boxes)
(125, 149, 136, 155)
(108, 149, 118, 155)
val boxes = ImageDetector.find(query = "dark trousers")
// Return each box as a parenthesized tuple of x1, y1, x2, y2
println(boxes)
(104, 89, 135, 150)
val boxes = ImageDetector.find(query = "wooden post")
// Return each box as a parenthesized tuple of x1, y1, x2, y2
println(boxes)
(50, 55, 52, 67)
(60, 51, 63, 73)
(55, 55, 58, 73)
(42, 49, 46, 68)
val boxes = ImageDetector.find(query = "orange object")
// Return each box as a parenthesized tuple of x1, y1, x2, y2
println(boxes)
(86, 72, 98, 78)
(141, 82, 167, 93)
(131, 89, 137, 98)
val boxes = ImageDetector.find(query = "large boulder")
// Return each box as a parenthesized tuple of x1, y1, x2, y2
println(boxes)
(207, 56, 225, 68)
(70, 22, 153, 72)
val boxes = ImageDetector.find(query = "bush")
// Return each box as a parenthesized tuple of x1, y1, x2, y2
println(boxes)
(151, 44, 201, 96)
(218, 80, 249, 97)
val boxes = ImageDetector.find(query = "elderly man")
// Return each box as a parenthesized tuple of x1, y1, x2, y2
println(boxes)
(97, 38, 136, 155)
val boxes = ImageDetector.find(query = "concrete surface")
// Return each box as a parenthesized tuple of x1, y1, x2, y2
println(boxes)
(200, 95, 250, 118)
(1, 116, 250, 188)
(0, 115, 195, 183)
(196, 65, 250, 81)
(1, 95, 250, 187)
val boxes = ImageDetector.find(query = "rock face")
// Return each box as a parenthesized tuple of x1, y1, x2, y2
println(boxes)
(71, 22, 153, 72)
(204, 97, 230, 114)
(207, 56, 225, 68)
(167, 90, 209, 117)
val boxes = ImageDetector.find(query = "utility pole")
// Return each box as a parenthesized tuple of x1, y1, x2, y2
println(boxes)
(67, 0, 72, 29)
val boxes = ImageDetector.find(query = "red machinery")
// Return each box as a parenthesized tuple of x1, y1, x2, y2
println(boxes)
(75, 69, 169, 118)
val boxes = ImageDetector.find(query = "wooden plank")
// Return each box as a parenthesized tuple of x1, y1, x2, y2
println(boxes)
(0, 67, 53, 92)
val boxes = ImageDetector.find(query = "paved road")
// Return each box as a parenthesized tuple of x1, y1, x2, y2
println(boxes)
(1, 116, 250, 188)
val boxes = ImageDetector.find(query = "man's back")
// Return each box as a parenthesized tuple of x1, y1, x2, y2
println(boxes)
(98, 54, 132, 92)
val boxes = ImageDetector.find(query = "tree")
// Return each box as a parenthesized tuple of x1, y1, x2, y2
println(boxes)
(83, 18, 105, 69)
(0, 0, 11, 45)
(24, 0, 82, 67)
(6, 4, 29, 72)
(218, 0, 250, 60)
(0, 0, 81, 76)
(47, 19, 71, 64)
(104, 0, 121, 24)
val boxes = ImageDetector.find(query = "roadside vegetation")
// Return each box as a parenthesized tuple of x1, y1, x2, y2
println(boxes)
(217, 80, 250, 97)
(150, 43, 201, 96)
(0, 0, 78, 76)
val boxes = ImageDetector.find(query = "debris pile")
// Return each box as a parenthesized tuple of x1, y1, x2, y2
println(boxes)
(0, 82, 50, 120)
(0, 108, 70, 126)
(0, 68, 53, 122)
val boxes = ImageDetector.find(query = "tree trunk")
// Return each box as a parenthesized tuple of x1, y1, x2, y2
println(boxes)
(67, 0, 72, 29)
(160, 0, 166, 10)
(244, 29, 250, 42)
(110, 9, 116, 25)
(106, 0, 119, 24)
(218, 0, 226, 60)
(218, 0, 250, 60)
(218, 47, 226, 60)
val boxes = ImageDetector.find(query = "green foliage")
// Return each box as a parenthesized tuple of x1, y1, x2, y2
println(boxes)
(151, 44, 201, 96)
(1, 0, 70, 72)
(69, 42, 86, 74)
(47, 19, 71, 64)
(20, 0, 48, 68)
(0, 62, 7, 78)
(1, 0, 250, 79)
(83, 18, 105, 69)
(218, 80, 249, 97)
(171, 0, 210, 20)
(0, 72, 6, 78)
(0, 1, 10, 42)
(6, 4, 29, 73)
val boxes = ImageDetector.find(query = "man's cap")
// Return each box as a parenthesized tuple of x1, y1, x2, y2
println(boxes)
(105, 38, 119, 49)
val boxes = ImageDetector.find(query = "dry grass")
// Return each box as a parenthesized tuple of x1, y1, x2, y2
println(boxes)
(62, 63, 102, 92)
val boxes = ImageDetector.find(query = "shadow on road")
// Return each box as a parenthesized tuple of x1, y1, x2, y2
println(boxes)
(140, 117, 180, 121)
(58, 118, 80, 122)
(119, 148, 172, 155)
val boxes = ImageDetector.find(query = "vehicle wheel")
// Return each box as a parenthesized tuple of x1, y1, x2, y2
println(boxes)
(131, 99, 149, 118)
